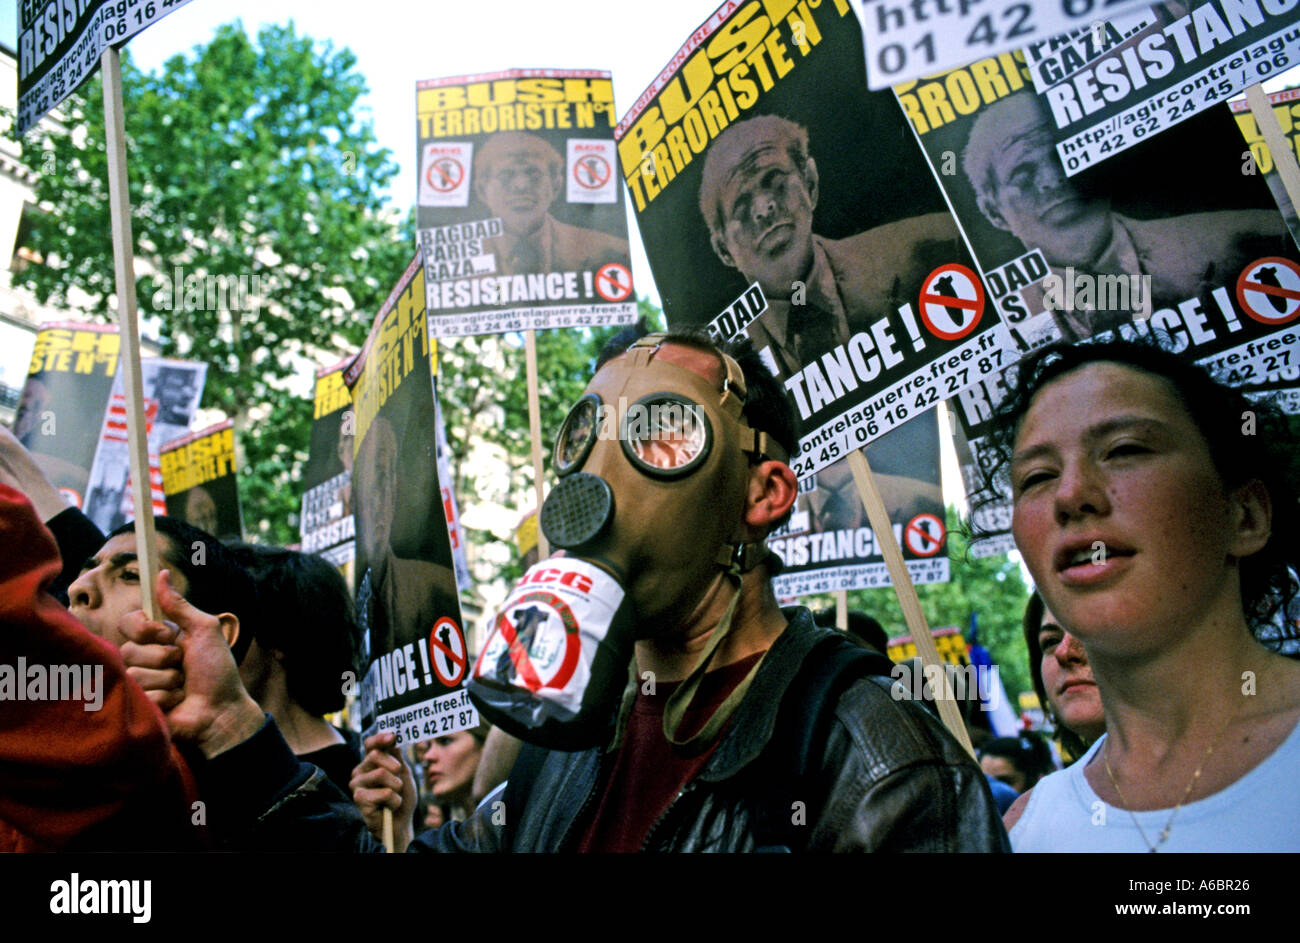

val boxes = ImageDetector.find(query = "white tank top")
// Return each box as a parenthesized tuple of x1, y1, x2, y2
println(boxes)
(1010, 715, 1300, 852)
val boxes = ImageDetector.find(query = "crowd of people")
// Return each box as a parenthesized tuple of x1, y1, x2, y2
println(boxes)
(1, 327, 1298, 853)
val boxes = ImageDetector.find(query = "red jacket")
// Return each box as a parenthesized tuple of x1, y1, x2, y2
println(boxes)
(0, 484, 202, 851)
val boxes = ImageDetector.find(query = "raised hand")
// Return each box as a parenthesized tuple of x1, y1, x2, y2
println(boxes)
(350, 731, 416, 853)
(149, 569, 264, 757)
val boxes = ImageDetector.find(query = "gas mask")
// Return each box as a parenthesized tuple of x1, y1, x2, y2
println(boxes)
(468, 334, 788, 751)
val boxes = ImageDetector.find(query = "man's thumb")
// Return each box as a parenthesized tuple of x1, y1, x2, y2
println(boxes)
(156, 569, 208, 635)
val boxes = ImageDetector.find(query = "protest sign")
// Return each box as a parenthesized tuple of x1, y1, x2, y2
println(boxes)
(951, 411, 1017, 558)
(1033, 0, 1300, 172)
(1233, 87, 1300, 242)
(300, 359, 357, 568)
(1245, 375, 1300, 410)
(346, 252, 475, 745)
(160, 420, 242, 542)
(856, 0, 1160, 89)
(1024, 5, 1162, 94)
(617, 0, 1005, 482)
(415, 68, 638, 336)
(12, 321, 120, 508)
(770, 411, 949, 594)
(83, 357, 205, 533)
(898, 55, 1300, 379)
(17, 0, 196, 132)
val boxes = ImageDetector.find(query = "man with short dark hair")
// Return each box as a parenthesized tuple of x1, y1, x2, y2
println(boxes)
(353, 414, 458, 662)
(0, 487, 203, 851)
(141, 330, 1008, 853)
(68, 515, 256, 670)
(698, 115, 964, 379)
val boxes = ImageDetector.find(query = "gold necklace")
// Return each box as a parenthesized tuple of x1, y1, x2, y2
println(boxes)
(1101, 724, 1231, 853)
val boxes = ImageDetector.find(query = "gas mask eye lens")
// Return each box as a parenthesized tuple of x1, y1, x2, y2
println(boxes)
(620, 393, 711, 478)
(554, 394, 600, 476)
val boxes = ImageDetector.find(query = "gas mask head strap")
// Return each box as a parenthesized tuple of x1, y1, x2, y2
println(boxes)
(628, 334, 787, 464)
(627, 333, 744, 415)
(662, 556, 766, 755)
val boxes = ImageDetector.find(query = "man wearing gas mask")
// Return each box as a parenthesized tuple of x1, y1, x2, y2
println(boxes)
(122, 331, 1008, 852)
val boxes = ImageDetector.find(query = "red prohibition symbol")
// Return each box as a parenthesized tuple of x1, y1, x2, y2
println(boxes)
(573, 153, 611, 189)
(426, 156, 465, 192)
(429, 617, 467, 687)
(919, 263, 985, 341)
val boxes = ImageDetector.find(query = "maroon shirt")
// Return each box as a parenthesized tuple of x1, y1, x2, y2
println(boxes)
(577, 651, 764, 852)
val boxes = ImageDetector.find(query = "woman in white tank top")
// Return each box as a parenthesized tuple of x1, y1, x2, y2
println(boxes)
(972, 339, 1300, 852)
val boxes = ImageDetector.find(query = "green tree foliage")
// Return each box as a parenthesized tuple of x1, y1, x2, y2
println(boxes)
(17, 23, 413, 543)
(804, 510, 1034, 704)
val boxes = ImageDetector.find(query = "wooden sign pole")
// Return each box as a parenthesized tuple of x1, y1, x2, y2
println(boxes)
(847, 449, 974, 758)
(835, 590, 848, 631)
(524, 330, 549, 559)
(1246, 84, 1300, 216)
(101, 46, 160, 620)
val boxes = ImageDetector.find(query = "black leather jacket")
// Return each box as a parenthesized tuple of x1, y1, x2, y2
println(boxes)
(201, 608, 1009, 853)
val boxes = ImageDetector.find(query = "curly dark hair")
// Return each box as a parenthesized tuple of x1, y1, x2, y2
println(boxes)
(973, 336, 1300, 629)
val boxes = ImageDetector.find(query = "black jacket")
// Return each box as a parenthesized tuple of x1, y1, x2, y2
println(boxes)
(201, 608, 1010, 852)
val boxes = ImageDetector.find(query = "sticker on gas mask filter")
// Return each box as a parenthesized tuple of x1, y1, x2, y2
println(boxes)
(473, 558, 625, 716)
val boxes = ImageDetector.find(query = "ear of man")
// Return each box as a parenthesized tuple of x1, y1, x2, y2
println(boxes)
(711, 228, 738, 270)
(742, 459, 798, 537)
(801, 155, 819, 212)
(155, 569, 264, 757)
(1228, 478, 1272, 559)
(216, 614, 240, 653)
(977, 191, 1011, 233)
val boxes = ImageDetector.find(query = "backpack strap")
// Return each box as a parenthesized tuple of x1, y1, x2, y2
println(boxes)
(751, 637, 895, 852)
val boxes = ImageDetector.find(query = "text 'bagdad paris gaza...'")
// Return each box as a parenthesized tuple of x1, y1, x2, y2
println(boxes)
(616, 0, 853, 211)
(419, 218, 593, 309)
